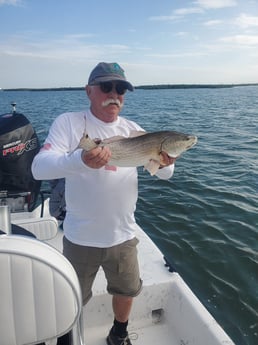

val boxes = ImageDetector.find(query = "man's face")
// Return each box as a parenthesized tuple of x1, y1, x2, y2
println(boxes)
(86, 81, 127, 123)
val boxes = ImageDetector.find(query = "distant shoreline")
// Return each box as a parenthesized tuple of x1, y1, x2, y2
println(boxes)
(2, 83, 258, 91)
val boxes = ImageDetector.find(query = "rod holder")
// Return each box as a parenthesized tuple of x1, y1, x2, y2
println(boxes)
(0, 205, 12, 235)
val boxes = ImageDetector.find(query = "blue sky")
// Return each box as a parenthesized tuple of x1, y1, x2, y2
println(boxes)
(0, 0, 258, 88)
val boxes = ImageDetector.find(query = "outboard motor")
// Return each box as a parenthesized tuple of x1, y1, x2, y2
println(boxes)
(0, 103, 41, 212)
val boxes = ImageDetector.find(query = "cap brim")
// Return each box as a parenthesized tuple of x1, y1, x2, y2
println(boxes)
(89, 76, 134, 91)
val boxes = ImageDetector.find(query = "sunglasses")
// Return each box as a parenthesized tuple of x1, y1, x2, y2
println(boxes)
(98, 81, 128, 95)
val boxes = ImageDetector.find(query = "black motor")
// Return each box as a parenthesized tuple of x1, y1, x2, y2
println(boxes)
(0, 105, 41, 211)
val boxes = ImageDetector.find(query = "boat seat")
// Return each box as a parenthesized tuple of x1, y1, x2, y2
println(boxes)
(0, 235, 84, 345)
(11, 216, 58, 240)
(0, 205, 58, 240)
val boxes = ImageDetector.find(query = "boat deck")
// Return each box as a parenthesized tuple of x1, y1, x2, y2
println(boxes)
(48, 227, 180, 344)
(85, 321, 178, 345)
(9, 208, 234, 345)
(48, 228, 233, 345)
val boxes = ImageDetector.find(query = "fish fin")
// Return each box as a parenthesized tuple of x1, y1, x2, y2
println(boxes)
(144, 159, 160, 176)
(102, 135, 125, 144)
(102, 131, 146, 144)
(102, 131, 146, 143)
(129, 130, 147, 138)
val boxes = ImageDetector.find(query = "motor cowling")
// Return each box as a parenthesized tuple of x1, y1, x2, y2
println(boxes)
(0, 111, 41, 211)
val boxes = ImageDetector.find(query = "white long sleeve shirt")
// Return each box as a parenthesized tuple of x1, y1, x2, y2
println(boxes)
(32, 110, 174, 247)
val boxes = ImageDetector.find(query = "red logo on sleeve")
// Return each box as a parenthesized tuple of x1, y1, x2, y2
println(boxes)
(40, 143, 52, 151)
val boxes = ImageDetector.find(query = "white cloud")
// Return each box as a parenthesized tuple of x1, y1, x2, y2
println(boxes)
(0, 33, 134, 64)
(220, 34, 258, 45)
(203, 20, 223, 26)
(194, 0, 237, 9)
(235, 14, 258, 28)
(149, 0, 237, 22)
(146, 51, 208, 59)
(174, 7, 204, 15)
(0, 0, 21, 5)
(149, 15, 178, 22)
(63, 34, 95, 40)
(149, 7, 203, 21)
(174, 32, 189, 37)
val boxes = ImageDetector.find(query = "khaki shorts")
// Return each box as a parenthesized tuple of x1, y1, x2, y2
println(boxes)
(63, 236, 143, 305)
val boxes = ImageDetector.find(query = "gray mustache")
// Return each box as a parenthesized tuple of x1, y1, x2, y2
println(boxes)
(102, 98, 123, 107)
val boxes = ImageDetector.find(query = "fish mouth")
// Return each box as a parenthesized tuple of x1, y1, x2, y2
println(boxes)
(165, 136, 197, 158)
(186, 136, 198, 149)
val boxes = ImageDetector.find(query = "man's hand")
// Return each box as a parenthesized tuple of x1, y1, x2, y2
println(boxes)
(81, 146, 111, 169)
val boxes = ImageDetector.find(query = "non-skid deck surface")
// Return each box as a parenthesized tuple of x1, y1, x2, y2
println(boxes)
(84, 322, 178, 345)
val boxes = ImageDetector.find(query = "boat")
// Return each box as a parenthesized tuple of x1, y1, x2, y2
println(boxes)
(0, 106, 235, 345)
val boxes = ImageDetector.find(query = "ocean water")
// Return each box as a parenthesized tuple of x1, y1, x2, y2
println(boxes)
(1, 86, 257, 345)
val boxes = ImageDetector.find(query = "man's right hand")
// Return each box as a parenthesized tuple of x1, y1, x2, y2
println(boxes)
(81, 146, 112, 169)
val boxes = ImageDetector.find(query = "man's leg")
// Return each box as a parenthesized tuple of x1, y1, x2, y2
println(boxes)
(112, 295, 133, 322)
(107, 296, 134, 345)
(59, 237, 101, 344)
(63, 236, 101, 304)
(105, 238, 142, 345)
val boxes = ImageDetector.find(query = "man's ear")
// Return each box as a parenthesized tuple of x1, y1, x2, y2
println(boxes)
(85, 85, 91, 97)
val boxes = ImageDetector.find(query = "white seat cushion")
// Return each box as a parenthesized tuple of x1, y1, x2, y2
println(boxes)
(0, 235, 82, 345)
(12, 216, 58, 240)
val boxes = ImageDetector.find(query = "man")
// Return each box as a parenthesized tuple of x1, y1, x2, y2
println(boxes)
(32, 62, 175, 345)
